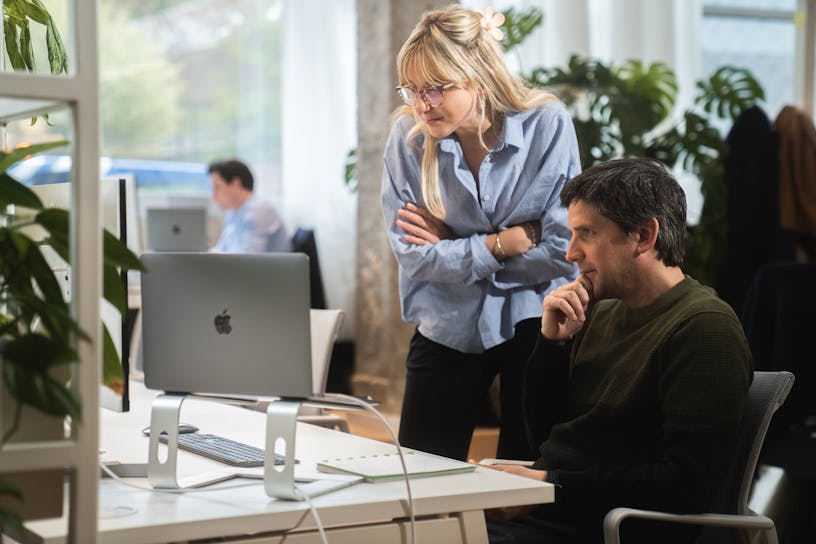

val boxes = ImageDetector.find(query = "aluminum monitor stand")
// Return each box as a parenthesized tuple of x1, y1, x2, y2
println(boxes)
(147, 394, 358, 499)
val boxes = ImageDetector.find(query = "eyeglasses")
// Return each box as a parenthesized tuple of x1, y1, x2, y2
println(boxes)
(395, 83, 456, 108)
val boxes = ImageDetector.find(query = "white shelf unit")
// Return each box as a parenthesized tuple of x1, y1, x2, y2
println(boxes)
(0, 5, 102, 543)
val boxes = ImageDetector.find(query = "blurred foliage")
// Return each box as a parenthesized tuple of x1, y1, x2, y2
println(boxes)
(0, 143, 145, 529)
(503, 8, 765, 286)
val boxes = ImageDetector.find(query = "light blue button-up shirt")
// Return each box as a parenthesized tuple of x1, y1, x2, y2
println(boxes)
(213, 194, 290, 253)
(381, 102, 580, 353)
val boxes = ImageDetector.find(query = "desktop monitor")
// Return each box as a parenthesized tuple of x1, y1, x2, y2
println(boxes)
(23, 177, 140, 412)
(140, 252, 313, 398)
(145, 207, 208, 252)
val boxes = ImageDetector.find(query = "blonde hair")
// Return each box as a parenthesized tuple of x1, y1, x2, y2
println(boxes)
(395, 4, 557, 219)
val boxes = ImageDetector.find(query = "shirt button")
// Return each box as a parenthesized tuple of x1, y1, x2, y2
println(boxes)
(482, 194, 491, 201)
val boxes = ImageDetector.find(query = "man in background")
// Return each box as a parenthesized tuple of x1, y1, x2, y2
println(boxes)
(208, 159, 290, 253)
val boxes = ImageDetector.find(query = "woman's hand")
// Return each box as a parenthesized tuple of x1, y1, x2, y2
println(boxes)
(396, 202, 455, 245)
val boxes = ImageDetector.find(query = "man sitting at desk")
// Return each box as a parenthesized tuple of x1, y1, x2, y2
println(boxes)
(209, 159, 290, 253)
(486, 158, 752, 544)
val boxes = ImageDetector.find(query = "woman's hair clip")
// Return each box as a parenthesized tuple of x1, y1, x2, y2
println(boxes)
(479, 7, 505, 41)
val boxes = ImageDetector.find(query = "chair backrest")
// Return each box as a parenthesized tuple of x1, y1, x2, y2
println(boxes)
(309, 309, 344, 395)
(727, 371, 794, 515)
(291, 228, 327, 309)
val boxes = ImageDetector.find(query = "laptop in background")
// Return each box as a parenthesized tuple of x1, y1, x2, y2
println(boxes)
(146, 208, 208, 252)
(140, 252, 312, 398)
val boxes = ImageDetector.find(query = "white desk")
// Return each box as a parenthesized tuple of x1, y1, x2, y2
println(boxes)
(24, 382, 553, 543)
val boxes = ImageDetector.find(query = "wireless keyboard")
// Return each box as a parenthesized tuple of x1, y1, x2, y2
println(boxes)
(158, 433, 287, 468)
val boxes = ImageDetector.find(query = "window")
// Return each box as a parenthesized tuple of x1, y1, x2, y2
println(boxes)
(701, 0, 800, 119)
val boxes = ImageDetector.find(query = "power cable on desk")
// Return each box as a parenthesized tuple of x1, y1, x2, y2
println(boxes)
(97, 462, 329, 544)
(324, 392, 416, 544)
(100, 392, 414, 544)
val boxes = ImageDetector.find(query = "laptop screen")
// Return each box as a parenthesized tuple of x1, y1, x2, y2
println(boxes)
(140, 253, 312, 398)
(146, 208, 208, 252)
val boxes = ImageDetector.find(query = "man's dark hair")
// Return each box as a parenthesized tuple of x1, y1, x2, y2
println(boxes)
(207, 159, 254, 191)
(560, 157, 687, 266)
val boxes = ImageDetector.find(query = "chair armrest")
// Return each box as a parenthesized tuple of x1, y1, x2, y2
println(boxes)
(603, 507, 778, 544)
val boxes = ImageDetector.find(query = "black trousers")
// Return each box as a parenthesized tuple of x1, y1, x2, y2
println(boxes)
(398, 318, 540, 461)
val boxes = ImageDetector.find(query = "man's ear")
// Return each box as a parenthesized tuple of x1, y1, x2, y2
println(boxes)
(634, 218, 659, 256)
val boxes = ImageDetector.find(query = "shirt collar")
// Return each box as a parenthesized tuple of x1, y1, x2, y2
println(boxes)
(435, 109, 529, 154)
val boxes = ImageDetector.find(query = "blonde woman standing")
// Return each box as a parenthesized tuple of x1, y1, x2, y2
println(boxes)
(382, 5, 579, 461)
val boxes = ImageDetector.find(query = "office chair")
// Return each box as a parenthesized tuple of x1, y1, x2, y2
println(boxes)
(246, 309, 349, 432)
(602, 371, 794, 544)
(298, 309, 349, 432)
(291, 228, 327, 309)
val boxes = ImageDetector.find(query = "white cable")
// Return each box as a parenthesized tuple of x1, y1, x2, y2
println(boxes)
(98, 462, 258, 493)
(99, 463, 328, 544)
(301, 490, 328, 544)
(324, 393, 416, 544)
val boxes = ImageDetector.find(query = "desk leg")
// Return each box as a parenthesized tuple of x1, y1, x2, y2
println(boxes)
(458, 510, 489, 544)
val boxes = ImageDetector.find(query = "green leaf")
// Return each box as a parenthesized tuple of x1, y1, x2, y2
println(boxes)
(18, 231, 65, 306)
(45, 17, 68, 74)
(19, 20, 35, 71)
(2, 361, 81, 420)
(3, 18, 26, 71)
(0, 173, 44, 209)
(36, 208, 144, 273)
(9, 290, 85, 342)
(0, 140, 69, 173)
(501, 7, 544, 53)
(1, 332, 78, 373)
(33, 208, 69, 242)
(0, 480, 23, 502)
(694, 66, 765, 122)
(102, 324, 124, 387)
(103, 229, 145, 272)
(103, 262, 126, 314)
(18, 0, 50, 25)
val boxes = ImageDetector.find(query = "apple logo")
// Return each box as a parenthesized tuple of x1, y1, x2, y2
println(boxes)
(214, 309, 232, 334)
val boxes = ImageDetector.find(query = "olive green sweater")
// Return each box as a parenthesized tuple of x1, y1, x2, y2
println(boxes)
(524, 277, 752, 542)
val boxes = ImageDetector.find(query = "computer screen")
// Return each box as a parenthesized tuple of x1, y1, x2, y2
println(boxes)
(140, 252, 313, 399)
(145, 207, 208, 252)
(22, 178, 139, 412)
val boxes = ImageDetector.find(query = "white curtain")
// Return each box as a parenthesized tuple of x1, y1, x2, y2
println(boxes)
(280, 0, 358, 338)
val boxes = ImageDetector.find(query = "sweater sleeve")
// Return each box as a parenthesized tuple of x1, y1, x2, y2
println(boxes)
(532, 311, 752, 526)
(523, 334, 573, 454)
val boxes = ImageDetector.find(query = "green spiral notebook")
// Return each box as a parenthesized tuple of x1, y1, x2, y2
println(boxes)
(316, 450, 476, 483)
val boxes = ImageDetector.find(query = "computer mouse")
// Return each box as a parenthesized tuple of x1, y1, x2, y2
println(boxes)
(141, 423, 199, 436)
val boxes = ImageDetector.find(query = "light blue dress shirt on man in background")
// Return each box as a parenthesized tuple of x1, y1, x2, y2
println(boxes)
(213, 194, 290, 253)
(381, 101, 581, 354)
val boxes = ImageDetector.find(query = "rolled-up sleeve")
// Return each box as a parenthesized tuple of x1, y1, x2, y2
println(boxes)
(492, 106, 580, 290)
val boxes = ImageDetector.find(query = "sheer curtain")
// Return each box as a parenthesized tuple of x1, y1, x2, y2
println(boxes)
(280, 0, 357, 337)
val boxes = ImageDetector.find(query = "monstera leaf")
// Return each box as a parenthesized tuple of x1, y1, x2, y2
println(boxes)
(695, 66, 765, 120)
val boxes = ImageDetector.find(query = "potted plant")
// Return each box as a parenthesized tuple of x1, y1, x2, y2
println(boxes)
(0, 141, 145, 530)
(495, 7, 765, 286)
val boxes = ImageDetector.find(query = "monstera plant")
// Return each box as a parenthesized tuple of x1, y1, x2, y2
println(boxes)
(501, 7, 765, 286)
(0, 142, 145, 529)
